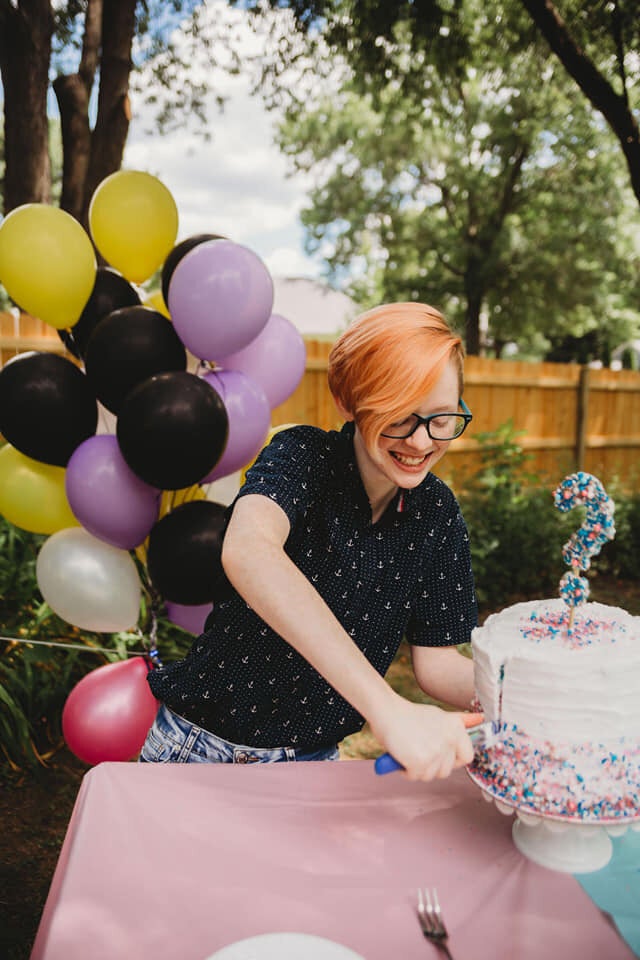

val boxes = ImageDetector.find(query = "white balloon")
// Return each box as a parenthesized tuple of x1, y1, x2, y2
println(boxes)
(36, 527, 141, 632)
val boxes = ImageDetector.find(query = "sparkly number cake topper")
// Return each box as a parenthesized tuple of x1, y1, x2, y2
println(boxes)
(553, 472, 616, 630)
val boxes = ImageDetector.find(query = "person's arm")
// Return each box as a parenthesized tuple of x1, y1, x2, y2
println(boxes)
(410, 645, 475, 710)
(221, 493, 473, 781)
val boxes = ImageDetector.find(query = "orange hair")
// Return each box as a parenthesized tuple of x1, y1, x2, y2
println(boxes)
(327, 302, 465, 448)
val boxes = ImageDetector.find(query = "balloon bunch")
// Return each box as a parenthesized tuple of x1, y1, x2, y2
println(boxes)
(0, 170, 306, 763)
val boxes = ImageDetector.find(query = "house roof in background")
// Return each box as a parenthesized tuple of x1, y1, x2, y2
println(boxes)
(272, 277, 359, 337)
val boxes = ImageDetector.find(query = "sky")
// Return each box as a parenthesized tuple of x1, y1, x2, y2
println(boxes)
(123, 1, 320, 282)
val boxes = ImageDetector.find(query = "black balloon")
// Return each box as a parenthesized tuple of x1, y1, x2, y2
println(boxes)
(0, 352, 98, 466)
(161, 233, 224, 305)
(59, 267, 141, 359)
(147, 499, 227, 604)
(84, 305, 187, 414)
(116, 371, 228, 490)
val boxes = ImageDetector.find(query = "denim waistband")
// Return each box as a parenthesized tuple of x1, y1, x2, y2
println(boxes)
(140, 703, 339, 764)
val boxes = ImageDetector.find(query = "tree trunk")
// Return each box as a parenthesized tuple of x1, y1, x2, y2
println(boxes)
(464, 291, 482, 356)
(53, 0, 103, 223)
(520, 0, 640, 206)
(0, 0, 54, 213)
(82, 0, 137, 226)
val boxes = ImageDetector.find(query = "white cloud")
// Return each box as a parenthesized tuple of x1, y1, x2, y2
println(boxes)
(124, 2, 320, 280)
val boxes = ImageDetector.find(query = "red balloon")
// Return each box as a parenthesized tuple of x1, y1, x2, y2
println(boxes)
(62, 657, 158, 765)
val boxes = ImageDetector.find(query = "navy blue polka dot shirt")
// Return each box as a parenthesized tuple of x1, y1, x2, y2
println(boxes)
(148, 423, 477, 750)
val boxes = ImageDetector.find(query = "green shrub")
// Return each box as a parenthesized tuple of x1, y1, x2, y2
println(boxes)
(596, 483, 640, 580)
(0, 519, 193, 770)
(456, 423, 630, 612)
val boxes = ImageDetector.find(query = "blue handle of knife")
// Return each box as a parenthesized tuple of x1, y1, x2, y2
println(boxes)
(374, 752, 404, 774)
(373, 721, 494, 775)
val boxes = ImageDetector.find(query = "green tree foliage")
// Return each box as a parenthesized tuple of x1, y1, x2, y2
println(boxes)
(248, 0, 640, 206)
(264, 0, 639, 356)
(519, 0, 640, 205)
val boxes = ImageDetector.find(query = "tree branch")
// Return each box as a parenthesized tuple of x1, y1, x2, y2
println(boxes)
(519, 0, 640, 204)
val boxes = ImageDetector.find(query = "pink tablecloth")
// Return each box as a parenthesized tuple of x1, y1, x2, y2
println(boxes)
(30, 760, 633, 960)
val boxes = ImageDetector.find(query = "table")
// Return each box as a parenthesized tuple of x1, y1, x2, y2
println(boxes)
(30, 760, 636, 960)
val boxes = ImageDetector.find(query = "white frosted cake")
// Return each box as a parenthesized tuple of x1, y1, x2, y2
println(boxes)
(469, 598, 640, 822)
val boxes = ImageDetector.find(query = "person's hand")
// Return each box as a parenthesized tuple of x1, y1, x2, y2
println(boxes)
(370, 697, 474, 782)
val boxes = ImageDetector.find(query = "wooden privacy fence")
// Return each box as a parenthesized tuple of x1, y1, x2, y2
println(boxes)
(1, 315, 639, 490)
(272, 343, 640, 491)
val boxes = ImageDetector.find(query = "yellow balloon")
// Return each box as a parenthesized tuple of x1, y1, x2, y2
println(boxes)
(0, 204, 96, 329)
(159, 484, 206, 518)
(0, 445, 79, 534)
(240, 423, 299, 485)
(143, 288, 171, 318)
(89, 171, 179, 284)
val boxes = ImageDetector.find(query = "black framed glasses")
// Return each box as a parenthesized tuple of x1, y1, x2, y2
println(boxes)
(381, 398, 473, 441)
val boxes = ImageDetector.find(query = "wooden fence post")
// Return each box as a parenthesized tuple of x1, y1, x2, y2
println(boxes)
(576, 365, 590, 471)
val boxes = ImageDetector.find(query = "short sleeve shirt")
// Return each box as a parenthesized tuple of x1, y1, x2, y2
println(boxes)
(148, 423, 477, 750)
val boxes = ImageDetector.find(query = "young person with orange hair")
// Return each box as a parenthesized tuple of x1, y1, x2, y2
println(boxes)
(143, 302, 477, 781)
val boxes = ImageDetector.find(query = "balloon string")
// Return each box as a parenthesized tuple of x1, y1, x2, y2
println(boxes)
(0, 635, 149, 656)
(137, 609, 163, 669)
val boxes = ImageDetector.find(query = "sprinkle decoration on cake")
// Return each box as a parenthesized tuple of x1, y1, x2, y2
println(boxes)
(468, 473, 640, 823)
(553, 471, 615, 625)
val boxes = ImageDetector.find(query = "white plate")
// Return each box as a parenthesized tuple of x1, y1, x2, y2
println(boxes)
(205, 932, 364, 960)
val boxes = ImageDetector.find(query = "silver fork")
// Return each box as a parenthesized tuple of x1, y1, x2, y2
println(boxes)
(416, 888, 455, 959)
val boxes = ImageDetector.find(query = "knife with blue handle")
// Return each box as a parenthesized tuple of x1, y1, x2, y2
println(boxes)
(374, 717, 498, 775)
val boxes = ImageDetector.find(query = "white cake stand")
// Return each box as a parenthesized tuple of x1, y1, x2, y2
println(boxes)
(467, 767, 640, 873)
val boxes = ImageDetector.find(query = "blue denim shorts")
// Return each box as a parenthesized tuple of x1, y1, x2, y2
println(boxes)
(139, 703, 340, 764)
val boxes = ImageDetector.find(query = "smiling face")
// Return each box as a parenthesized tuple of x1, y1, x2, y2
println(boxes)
(327, 302, 465, 513)
(353, 359, 460, 499)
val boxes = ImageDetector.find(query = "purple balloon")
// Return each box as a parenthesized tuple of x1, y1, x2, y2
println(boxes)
(217, 313, 307, 409)
(165, 601, 211, 636)
(200, 370, 271, 482)
(168, 240, 274, 360)
(66, 435, 160, 549)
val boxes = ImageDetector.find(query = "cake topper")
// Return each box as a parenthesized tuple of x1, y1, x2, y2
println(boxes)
(553, 472, 615, 630)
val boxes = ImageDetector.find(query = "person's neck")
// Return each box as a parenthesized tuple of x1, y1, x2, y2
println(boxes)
(353, 431, 398, 524)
